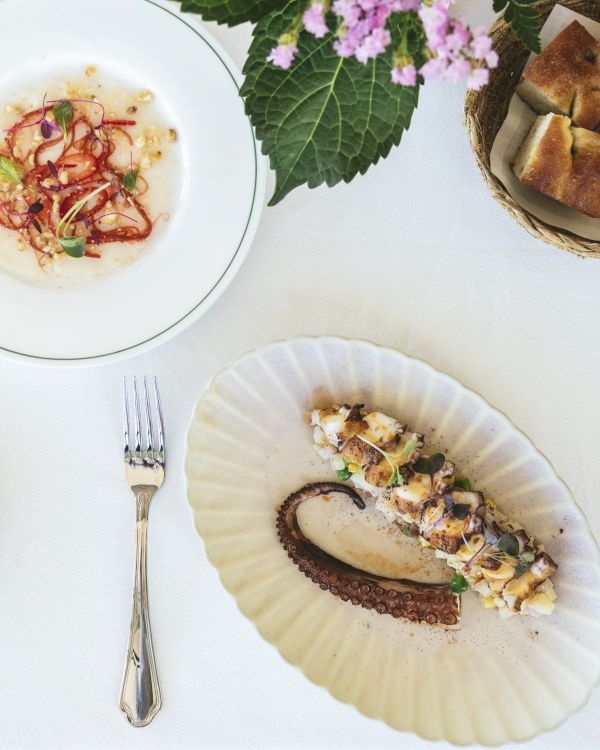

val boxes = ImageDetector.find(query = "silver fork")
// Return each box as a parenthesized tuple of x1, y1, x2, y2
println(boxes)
(120, 376, 165, 727)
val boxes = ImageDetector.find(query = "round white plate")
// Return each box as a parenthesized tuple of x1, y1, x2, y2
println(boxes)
(0, 0, 264, 365)
(185, 337, 600, 746)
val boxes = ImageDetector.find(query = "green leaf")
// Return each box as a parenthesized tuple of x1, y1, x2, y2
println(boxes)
(413, 453, 445, 477)
(451, 503, 470, 520)
(337, 468, 351, 481)
(180, 0, 282, 26)
(242, 3, 421, 204)
(27, 201, 44, 214)
(493, 0, 541, 53)
(59, 235, 86, 258)
(0, 155, 21, 184)
(515, 551, 534, 577)
(400, 525, 412, 536)
(403, 438, 417, 455)
(452, 476, 472, 492)
(53, 100, 73, 141)
(123, 167, 139, 193)
(497, 532, 519, 557)
(387, 467, 404, 487)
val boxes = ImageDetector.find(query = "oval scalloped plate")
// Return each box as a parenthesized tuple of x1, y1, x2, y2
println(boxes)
(185, 337, 600, 745)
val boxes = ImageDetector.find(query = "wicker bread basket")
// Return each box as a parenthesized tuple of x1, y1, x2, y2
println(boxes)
(464, 0, 600, 258)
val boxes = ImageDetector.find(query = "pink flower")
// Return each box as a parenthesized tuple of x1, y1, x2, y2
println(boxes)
(485, 50, 499, 68)
(391, 64, 417, 86)
(443, 56, 471, 81)
(268, 0, 496, 95)
(419, 56, 448, 79)
(419, 2, 450, 38)
(267, 42, 298, 69)
(355, 26, 391, 63)
(303, 3, 329, 38)
(470, 30, 493, 59)
(334, 31, 358, 56)
(444, 20, 470, 53)
(391, 0, 421, 10)
(332, 0, 361, 26)
(467, 67, 489, 90)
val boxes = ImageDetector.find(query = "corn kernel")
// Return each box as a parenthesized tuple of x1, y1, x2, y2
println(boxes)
(136, 90, 153, 103)
(484, 497, 496, 509)
(481, 596, 496, 608)
(348, 463, 361, 473)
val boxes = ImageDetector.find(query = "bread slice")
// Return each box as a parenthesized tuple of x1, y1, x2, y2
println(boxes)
(516, 21, 600, 131)
(514, 113, 600, 218)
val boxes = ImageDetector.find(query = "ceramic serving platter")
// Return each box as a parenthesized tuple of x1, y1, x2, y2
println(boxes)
(185, 337, 600, 745)
(0, 0, 265, 365)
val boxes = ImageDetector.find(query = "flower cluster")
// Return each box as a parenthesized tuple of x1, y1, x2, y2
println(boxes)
(267, 0, 497, 91)
(414, 1, 499, 90)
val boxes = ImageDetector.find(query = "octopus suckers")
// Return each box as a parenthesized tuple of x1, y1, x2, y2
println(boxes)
(277, 482, 460, 629)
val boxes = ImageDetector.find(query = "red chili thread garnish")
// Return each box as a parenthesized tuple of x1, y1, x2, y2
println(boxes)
(1, 98, 156, 260)
(102, 119, 137, 126)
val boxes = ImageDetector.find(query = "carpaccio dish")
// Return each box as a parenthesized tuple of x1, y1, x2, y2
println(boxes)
(0, 68, 177, 272)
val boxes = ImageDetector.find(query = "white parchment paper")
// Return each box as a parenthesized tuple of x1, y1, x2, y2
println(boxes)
(490, 4, 600, 240)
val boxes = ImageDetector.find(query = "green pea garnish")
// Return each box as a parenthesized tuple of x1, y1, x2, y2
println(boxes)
(450, 574, 469, 594)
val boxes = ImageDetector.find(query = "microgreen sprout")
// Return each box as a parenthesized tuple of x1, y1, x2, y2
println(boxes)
(452, 476, 472, 491)
(0, 155, 21, 185)
(403, 438, 417, 456)
(337, 468, 352, 481)
(452, 503, 470, 520)
(47, 160, 59, 179)
(55, 181, 111, 258)
(123, 152, 139, 193)
(497, 533, 519, 558)
(357, 434, 404, 486)
(413, 453, 445, 477)
(52, 101, 73, 143)
(387, 467, 402, 487)
(47, 98, 106, 128)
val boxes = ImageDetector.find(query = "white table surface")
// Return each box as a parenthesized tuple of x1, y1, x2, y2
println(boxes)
(1, 2, 599, 748)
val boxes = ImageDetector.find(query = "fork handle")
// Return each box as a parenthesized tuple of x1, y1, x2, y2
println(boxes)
(119, 487, 162, 727)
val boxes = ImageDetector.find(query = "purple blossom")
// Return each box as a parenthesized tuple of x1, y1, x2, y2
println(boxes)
(391, 64, 417, 86)
(303, 3, 329, 39)
(267, 42, 298, 69)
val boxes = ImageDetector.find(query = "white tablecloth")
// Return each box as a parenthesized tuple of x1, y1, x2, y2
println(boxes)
(1, 2, 599, 748)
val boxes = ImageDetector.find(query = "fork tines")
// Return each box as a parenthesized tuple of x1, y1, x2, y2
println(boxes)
(123, 376, 165, 466)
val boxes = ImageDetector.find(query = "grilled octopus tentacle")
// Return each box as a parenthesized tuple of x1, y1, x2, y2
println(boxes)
(276, 482, 460, 628)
